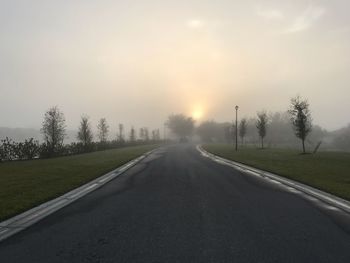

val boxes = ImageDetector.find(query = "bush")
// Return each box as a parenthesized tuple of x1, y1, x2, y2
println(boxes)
(0, 138, 40, 161)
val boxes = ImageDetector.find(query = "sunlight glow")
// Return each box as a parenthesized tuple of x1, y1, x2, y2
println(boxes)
(192, 108, 203, 120)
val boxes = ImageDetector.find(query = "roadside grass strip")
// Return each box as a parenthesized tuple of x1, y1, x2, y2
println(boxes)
(0, 145, 158, 222)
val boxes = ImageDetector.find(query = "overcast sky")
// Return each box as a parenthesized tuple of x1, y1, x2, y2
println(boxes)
(1, 0, 349, 131)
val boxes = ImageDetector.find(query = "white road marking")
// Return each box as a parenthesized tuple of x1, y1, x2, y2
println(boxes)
(0, 229, 8, 234)
(99, 175, 115, 183)
(323, 205, 339, 211)
(197, 145, 350, 214)
(22, 199, 68, 223)
(245, 170, 261, 177)
(69, 183, 98, 199)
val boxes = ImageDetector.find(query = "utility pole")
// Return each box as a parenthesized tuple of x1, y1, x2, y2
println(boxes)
(235, 105, 239, 151)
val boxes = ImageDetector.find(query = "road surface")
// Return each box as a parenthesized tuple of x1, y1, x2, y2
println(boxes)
(1, 144, 350, 262)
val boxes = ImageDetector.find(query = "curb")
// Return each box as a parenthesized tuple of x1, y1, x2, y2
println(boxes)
(197, 145, 350, 214)
(0, 148, 158, 242)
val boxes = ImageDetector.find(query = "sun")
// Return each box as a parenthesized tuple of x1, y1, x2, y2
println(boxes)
(192, 109, 203, 120)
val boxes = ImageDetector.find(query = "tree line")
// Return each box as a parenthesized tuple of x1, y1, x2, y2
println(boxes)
(0, 106, 162, 162)
(167, 96, 315, 154)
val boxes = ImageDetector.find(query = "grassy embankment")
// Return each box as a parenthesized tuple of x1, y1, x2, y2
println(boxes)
(203, 144, 350, 201)
(0, 145, 158, 221)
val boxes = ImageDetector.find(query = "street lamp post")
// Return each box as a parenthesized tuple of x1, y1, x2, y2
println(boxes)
(235, 105, 239, 151)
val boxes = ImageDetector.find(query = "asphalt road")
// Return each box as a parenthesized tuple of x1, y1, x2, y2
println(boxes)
(1, 144, 350, 262)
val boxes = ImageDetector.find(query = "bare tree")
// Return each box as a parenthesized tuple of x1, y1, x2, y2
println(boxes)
(256, 111, 268, 149)
(117, 123, 124, 143)
(41, 106, 66, 155)
(77, 115, 93, 147)
(288, 96, 312, 153)
(97, 118, 109, 143)
(144, 127, 149, 141)
(239, 118, 247, 145)
(129, 126, 136, 142)
(139, 128, 145, 141)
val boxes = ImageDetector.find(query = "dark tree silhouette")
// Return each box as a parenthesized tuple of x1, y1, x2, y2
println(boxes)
(144, 127, 150, 141)
(139, 128, 145, 141)
(129, 126, 136, 142)
(197, 121, 218, 142)
(77, 115, 93, 147)
(239, 118, 247, 145)
(97, 118, 109, 143)
(288, 96, 312, 153)
(41, 106, 66, 156)
(117, 123, 125, 143)
(166, 114, 195, 140)
(256, 111, 268, 149)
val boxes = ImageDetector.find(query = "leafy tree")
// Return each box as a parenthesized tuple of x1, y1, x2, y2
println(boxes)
(21, 138, 40, 159)
(77, 115, 93, 148)
(256, 111, 268, 149)
(166, 114, 195, 140)
(288, 96, 312, 153)
(97, 118, 109, 143)
(196, 121, 220, 142)
(0, 137, 15, 161)
(41, 106, 66, 156)
(239, 118, 247, 145)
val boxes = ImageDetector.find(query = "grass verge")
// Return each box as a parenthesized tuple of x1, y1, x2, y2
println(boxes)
(0, 145, 158, 221)
(203, 144, 350, 201)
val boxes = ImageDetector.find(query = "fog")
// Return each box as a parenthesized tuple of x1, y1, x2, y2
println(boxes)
(1, 0, 350, 132)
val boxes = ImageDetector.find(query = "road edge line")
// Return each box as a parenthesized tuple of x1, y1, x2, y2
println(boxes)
(197, 145, 350, 214)
(0, 147, 158, 242)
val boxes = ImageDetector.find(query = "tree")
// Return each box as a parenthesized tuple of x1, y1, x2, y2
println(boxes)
(256, 111, 268, 149)
(117, 123, 125, 143)
(224, 125, 232, 143)
(97, 118, 109, 143)
(129, 126, 136, 142)
(41, 106, 66, 156)
(144, 127, 149, 141)
(139, 128, 145, 141)
(288, 96, 312, 153)
(152, 130, 157, 141)
(166, 114, 195, 140)
(239, 118, 247, 145)
(77, 115, 93, 148)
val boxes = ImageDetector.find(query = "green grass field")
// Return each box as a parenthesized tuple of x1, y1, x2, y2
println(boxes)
(203, 144, 350, 201)
(0, 145, 158, 221)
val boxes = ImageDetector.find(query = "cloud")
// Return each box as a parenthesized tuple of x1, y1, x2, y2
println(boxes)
(287, 5, 326, 33)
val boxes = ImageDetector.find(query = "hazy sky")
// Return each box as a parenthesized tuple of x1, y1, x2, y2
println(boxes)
(1, 0, 350, 132)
